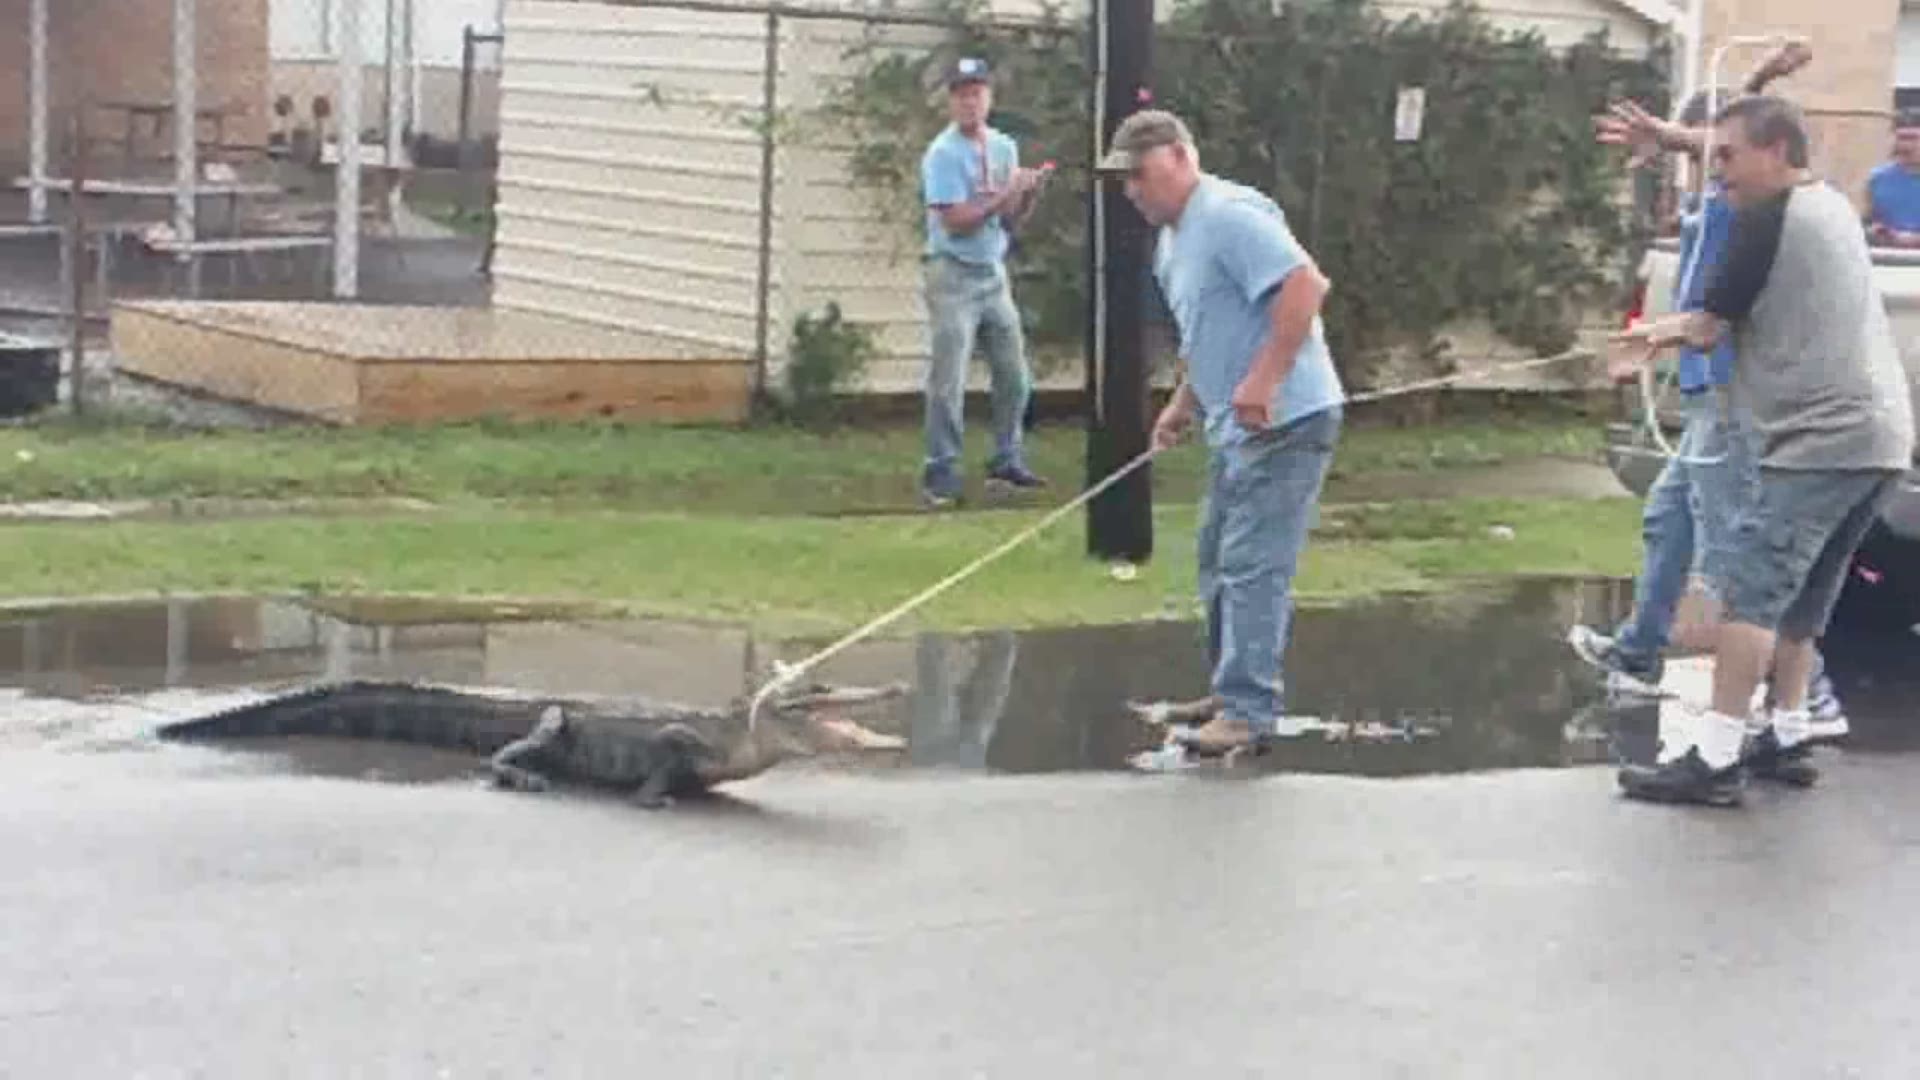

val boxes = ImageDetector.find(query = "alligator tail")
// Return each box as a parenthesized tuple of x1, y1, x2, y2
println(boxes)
(155, 680, 543, 757)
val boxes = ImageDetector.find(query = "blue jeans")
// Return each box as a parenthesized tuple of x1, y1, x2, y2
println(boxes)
(1613, 389, 1758, 670)
(1197, 406, 1343, 734)
(921, 255, 1032, 494)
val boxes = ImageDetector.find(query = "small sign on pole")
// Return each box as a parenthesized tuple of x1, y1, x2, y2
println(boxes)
(1395, 86, 1426, 143)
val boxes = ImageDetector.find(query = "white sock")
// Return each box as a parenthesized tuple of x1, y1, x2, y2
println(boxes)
(1695, 711, 1750, 770)
(1659, 708, 1748, 770)
(1770, 708, 1812, 750)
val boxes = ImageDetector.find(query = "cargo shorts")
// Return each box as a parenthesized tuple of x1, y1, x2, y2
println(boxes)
(1722, 467, 1900, 640)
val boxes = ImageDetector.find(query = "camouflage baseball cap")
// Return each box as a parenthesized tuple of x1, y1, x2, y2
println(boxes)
(1096, 109, 1194, 171)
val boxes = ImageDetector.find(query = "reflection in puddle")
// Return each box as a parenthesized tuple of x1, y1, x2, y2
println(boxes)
(889, 577, 1637, 776)
(1, 578, 1914, 782)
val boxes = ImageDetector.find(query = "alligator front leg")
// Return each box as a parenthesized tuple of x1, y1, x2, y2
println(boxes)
(629, 766, 678, 810)
(487, 706, 567, 793)
(490, 760, 551, 793)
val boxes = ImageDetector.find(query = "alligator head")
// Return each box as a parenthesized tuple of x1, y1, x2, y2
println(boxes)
(699, 679, 911, 786)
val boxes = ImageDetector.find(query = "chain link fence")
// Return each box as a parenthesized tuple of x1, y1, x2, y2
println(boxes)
(0, 0, 1658, 425)
(0, 0, 501, 418)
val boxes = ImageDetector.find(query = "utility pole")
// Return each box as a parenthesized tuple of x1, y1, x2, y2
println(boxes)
(1084, 0, 1155, 564)
(336, 0, 364, 298)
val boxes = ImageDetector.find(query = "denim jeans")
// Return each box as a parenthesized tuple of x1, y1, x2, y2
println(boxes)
(921, 255, 1033, 494)
(1722, 468, 1898, 640)
(1613, 389, 1759, 670)
(1196, 406, 1343, 734)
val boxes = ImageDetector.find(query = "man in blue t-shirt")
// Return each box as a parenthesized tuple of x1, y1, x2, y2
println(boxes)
(916, 57, 1051, 509)
(1574, 89, 1756, 695)
(1097, 109, 1346, 756)
(1867, 109, 1920, 247)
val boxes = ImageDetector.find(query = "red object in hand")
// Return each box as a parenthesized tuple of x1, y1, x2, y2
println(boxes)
(1040, 160, 1057, 171)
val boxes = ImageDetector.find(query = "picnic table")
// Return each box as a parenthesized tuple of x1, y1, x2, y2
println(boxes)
(11, 176, 283, 233)
(142, 233, 336, 297)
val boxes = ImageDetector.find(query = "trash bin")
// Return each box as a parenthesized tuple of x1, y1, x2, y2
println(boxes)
(0, 334, 61, 417)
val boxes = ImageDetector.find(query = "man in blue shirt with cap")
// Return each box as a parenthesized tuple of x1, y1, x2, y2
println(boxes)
(1100, 108, 1346, 756)
(917, 57, 1051, 509)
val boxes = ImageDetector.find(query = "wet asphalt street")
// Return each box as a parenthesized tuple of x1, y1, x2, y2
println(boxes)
(7, 737, 1920, 1077)
(3, 581, 1920, 1077)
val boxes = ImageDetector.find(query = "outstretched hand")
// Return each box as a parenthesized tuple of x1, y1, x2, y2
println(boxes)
(1593, 100, 1673, 169)
(1751, 40, 1813, 87)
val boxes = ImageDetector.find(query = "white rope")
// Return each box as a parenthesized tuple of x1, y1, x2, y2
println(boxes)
(746, 347, 1588, 729)
(1636, 362, 1727, 466)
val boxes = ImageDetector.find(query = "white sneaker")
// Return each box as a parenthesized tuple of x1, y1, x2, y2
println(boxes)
(1805, 680, 1850, 744)
(1567, 626, 1664, 699)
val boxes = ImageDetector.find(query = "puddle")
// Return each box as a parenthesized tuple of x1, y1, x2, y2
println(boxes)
(867, 577, 1640, 776)
(0, 579, 1914, 782)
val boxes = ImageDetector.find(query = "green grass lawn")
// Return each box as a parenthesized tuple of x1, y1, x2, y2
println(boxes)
(0, 497, 1643, 634)
(0, 415, 1605, 514)
(402, 186, 496, 238)
(0, 413, 1638, 632)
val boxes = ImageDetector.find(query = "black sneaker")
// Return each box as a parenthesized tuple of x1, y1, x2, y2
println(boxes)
(1743, 726, 1820, 788)
(985, 463, 1048, 496)
(1617, 748, 1746, 807)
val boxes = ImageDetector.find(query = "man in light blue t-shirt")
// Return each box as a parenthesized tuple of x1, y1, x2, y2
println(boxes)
(1867, 109, 1920, 247)
(916, 57, 1051, 509)
(1098, 109, 1346, 755)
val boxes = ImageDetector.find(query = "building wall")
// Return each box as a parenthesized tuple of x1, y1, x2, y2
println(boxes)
(271, 61, 501, 141)
(1697, 0, 1900, 210)
(0, 0, 270, 174)
(489, 0, 769, 359)
(267, 0, 506, 140)
(271, 0, 504, 66)
(1900, 4, 1920, 89)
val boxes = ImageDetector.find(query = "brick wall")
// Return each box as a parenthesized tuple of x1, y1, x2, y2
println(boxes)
(0, 0, 270, 174)
(1699, 0, 1900, 210)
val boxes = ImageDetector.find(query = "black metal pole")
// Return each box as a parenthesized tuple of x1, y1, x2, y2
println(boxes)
(456, 25, 475, 215)
(68, 107, 88, 416)
(751, 9, 780, 401)
(1084, 0, 1154, 563)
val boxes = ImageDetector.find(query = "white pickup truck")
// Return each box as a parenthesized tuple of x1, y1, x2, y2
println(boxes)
(1604, 237, 1920, 626)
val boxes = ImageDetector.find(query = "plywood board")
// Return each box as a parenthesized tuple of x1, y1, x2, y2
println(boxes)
(109, 301, 755, 424)
(113, 304, 360, 422)
(358, 359, 752, 423)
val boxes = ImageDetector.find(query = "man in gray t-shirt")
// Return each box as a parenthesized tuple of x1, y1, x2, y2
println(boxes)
(1612, 96, 1915, 808)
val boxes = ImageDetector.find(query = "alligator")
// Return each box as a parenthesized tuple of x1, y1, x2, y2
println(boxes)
(156, 677, 910, 808)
